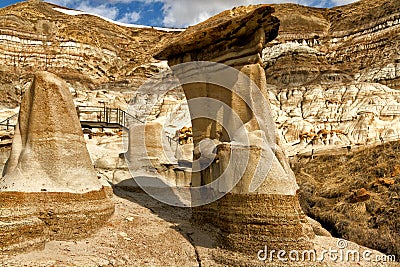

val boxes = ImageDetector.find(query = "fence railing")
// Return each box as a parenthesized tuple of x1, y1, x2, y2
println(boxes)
(0, 114, 18, 131)
(0, 106, 144, 131)
(77, 106, 144, 129)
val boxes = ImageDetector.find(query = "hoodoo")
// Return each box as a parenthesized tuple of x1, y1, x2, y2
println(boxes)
(155, 5, 314, 261)
(0, 71, 114, 253)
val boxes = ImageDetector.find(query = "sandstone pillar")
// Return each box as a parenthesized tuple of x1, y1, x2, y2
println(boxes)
(155, 5, 313, 254)
(0, 71, 114, 253)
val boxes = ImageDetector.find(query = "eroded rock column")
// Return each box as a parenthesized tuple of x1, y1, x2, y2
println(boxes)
(0, 71, 114, 253)
(155, 5, 313, 254)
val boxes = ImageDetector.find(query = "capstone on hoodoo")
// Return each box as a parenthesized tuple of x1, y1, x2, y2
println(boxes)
(155, 4, 314, 259)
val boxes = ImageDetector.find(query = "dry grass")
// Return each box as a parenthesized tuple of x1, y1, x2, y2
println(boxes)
(293, 141, 400, 260)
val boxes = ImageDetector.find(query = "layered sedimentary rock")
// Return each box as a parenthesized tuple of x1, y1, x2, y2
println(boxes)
(0, 71, 114, 253)
(155, 5, 314, 258)
(263, 0, 400, 154)
(267, 0, 400, 88)
(327, 0, 400, 88)
(0, 0, 181, 120)
(0, 1, 176, 84)
(269, 81, 400, 155)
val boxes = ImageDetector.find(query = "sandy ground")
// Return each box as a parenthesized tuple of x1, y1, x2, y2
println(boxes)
(0, 187, 202, 267)
(1, 186, 399, 267)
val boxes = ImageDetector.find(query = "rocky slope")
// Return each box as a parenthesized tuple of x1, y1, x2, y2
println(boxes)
(267, 0, 400, 88)
(293, 140, 400, 260)
(0, 1, 175, 85)
(264, 0, 400, 154)
(0, 0, 182, 120)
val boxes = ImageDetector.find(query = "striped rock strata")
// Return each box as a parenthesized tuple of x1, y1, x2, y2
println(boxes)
(0, 1, 175, 84)
(155, 5, 314, 261)
(0, 71, 114, 254)
(264, 0, 400, 154)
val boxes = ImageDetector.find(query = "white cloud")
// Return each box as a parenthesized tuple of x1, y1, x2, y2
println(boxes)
(161, 0, 295, 27)
(46, 0, 76, 6)
(47, 0, 360, 28)
(160, 0, 360, 27)
(47, 0, 120, 20)
(118, 11, 141, 23)
(297, 0, 331, 8)
(76, 2, 119, 20)
(78, 0, 160, 4)
(331, 0, 358, 5)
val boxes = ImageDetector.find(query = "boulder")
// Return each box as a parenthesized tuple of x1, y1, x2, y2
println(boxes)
(348, 188, 371, 203)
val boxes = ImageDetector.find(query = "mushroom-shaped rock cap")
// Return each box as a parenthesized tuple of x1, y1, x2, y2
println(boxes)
(154, 5, 279, 60)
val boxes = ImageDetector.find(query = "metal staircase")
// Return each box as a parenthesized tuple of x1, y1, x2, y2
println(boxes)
(0, 106, 143, 131)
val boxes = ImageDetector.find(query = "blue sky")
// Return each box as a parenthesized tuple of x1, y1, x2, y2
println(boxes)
(0, 0, 359, 28)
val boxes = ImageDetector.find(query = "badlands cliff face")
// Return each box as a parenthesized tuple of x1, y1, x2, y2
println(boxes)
(0, 0, 181, 119)
(2, 0, 400, 157)
(263, 0, 400, 154)
(267, 0, 400, 88)
(0, 1, 174, 84)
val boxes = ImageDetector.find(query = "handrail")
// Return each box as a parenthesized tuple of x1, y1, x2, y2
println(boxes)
(76, 105, 144, 129)
(0, 113, 18, 130)
(0, 106, 146, 131)
(166, 135, 180, 145)
(0, 113, 18, 125)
